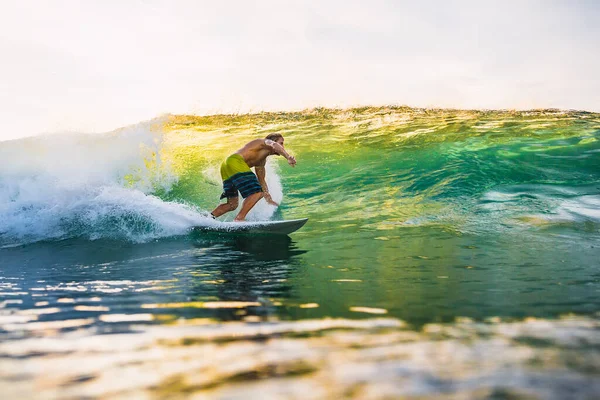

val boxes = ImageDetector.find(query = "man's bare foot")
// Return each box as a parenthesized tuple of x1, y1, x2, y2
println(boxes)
(233, 217, 245, 222)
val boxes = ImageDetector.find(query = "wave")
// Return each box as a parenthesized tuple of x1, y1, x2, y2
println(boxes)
(0, 122, 209, 246)
(2, 107, 599, 245)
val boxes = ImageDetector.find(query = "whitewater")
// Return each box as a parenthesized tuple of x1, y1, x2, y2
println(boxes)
(0, 120, 282, 246)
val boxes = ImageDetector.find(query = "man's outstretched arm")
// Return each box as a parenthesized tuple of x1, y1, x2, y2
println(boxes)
(265, 139, 296, 167)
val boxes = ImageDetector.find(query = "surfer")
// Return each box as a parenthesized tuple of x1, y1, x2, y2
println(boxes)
(210, 134, 296, 221)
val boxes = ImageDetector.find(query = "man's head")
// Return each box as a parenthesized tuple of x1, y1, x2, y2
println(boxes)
(265, 133, 284, 146)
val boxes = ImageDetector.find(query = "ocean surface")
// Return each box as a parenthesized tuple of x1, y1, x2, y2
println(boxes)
(1, 107, 599, 399)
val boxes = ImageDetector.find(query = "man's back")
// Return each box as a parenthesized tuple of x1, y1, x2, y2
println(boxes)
(235, 139, 271, 167)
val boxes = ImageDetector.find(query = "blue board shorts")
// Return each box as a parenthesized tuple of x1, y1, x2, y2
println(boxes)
(220, 154, 263, 199)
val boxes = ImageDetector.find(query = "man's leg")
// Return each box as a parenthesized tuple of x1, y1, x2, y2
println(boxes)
(211, 196, 239, 218)
(234, 192, 263, 221)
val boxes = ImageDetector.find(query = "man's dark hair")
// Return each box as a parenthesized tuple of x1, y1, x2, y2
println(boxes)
(265, 133, 283, 142)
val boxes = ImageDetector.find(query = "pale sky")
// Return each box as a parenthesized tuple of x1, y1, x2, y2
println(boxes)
(1, 0, 599, 141)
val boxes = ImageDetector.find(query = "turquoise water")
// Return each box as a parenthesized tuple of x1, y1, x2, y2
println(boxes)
(1, 107, 599, 398)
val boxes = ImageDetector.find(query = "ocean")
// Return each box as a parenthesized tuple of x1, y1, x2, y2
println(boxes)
(1, 107, 599, 398)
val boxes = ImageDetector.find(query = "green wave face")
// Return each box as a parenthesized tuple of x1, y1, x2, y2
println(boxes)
(165, 107, 599, 228)
(159, 107, 600, 323)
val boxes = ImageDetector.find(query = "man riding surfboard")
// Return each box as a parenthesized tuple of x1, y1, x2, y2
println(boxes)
(210, 134, 296, 222)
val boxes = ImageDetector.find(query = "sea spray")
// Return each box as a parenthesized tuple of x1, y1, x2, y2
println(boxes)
(0, 122, 208, 245)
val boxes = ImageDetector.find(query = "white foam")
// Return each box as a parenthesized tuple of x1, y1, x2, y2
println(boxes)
(0, 122, 211, 244)
(246, 159, 282, 221)
(559, 195, 600, 221)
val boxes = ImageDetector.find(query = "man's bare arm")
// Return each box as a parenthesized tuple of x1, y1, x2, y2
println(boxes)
(255, 165, 279, 206)
(265, 139, 296, 167)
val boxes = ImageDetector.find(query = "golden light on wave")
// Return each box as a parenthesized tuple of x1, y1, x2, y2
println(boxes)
(299, 303, 319, 309)
(19, 307, 61, 316)
(2, 318, 94, 331)
(142, 301, 261, 309)
(99, 314, 153, 323)
(349, 307, 388, 315)
(0, 315, 36, 324)
(95, 288, 123, 293)
(134, 286, 174, 292)
(0, 299, 23, 307)
(74, 306, 110, 312)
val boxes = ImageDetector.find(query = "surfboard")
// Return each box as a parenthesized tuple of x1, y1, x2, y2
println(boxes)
(194, 218, 308, 235)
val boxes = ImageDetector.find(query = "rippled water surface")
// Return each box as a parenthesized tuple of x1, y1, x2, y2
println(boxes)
(1, 107, 599, 398)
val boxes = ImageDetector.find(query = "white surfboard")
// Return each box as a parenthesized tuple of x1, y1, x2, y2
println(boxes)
(194, 218, 308, 235)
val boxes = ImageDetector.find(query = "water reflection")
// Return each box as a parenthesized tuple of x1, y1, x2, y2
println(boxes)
(192, 233, 307, 261)
(188, 233, 308, 320)
(0, 234, 310, 338)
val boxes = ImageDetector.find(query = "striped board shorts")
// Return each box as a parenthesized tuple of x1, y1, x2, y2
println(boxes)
(219, 154, 263, 199)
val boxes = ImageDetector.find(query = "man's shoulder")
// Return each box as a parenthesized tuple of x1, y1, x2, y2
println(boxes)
(248, 138, 267, 147)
